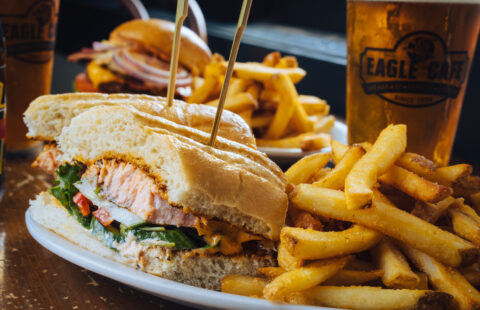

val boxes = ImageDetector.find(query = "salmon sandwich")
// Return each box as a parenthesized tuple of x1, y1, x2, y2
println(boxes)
(25, 93, 288, 290)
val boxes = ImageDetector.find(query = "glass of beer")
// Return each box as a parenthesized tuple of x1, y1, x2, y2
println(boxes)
(346, 0, 480, 166)
(0, 0, 60, 154)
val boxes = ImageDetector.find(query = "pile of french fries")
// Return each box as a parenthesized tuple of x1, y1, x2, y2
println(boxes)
(222, 124, 480, 310)
(187, 52, 335, 151)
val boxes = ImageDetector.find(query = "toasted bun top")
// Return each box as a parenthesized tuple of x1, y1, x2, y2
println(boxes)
(110, 19, 212, 75)
(58, 106, 288, 240)
(24, 93, 256, 148)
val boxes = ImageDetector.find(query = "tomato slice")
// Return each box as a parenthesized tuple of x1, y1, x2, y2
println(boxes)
(93, 208, 114, 226)
(73, 192, 91, 216)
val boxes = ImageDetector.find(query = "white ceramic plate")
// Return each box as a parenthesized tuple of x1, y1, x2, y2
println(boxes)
(26, 209, 333, 310)
(258, 120, 347, 166)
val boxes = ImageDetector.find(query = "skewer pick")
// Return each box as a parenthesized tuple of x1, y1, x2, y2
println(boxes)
(208, 0, 253, 147)
(166, 0, 189, 107)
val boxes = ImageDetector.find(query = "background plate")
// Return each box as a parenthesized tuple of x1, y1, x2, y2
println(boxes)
(258, 120, 347, 166)
(26, 209, 334, 310)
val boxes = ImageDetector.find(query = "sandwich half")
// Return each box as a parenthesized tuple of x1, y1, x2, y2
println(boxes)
(26, 95, 288, 290)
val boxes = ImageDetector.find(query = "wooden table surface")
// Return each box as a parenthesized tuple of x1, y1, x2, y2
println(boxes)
(0, 157, 196, 310)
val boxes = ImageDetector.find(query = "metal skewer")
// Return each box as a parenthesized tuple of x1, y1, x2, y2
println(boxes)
(208, 0, 253, 147)
(166, 0, 189, 107)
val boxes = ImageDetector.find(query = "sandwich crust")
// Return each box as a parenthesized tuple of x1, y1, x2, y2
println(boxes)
(24, 93, 256, 148)
(109, 19, 212, 75)
(57, 105, 288, 240)
(30, 192, 275, 290)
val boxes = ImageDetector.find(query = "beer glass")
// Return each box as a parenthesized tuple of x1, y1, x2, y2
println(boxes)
(0, 0, 60, 153)
(346, 0, 480, 166)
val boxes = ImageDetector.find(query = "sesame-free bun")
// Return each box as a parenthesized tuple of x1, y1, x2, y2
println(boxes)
(24, 93, 256, 148)
(110, 19, 212, 75)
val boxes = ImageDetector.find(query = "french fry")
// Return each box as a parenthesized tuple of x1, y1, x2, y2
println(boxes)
(221, 275, 268, 297)
(449, 207, 480, 247)
(276, 56, 298, 68)
(281, 225, 381, 260)
(257, 267, 286, 279)
(372, 238, 420, 289)
(206, 92, 258, 112)
(263, 74, 297, 139)
(453, 176, 480, 198)
(245, 82, 261, 100)
(236, 109, 253, 127)
(311, 167, 332, 183)
(263, 256, 351, 300)
(331, 140, 349, 164)
(345, 124, 407, 209)
(224, 62, 307, 83)
(312, 115, 336, 134)
(411, 196, 457, 223)
(251, 114, 273, 128)
(298, 95, 329, 115)
(187, 76, 217, 103)
(307, 286, 453, 310)
(314, 145, 365, 189)
(258, 132, 325, 149)
(277, 241, 304, 271)
(192, 76, 204, 90)
(471, 192, 480, 211)
(323, 269, 384, 286)
(226, 78, 252, 97)
(299, 133, 331, 152)
(262, 51, 281, 67)
(428, 164, 473, 187)
(379, 165, 452, 203)
(395, 152, 436, 177)
(401, 244, 480, 310)
(460, 264, 480, 286)
(284, 152, 330, 185)
(290, 184, 480, 267)
(259, 88, 280, 103)
(346, 259, 377, 271)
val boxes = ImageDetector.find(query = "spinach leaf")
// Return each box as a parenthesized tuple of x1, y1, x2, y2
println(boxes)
(130, 227, 206, 250)
(49, 163, 90, 228)
(90, 217, 124, 250)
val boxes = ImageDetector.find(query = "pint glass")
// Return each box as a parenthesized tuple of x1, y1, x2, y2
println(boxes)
(347, 0, 480, 166)
(0, 0, 60, 153)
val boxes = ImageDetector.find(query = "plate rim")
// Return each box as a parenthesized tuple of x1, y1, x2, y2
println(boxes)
(25, 208, 333, 310)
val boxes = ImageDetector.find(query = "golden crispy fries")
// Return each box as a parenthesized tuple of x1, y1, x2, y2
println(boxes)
(312, 115, 335, 134)
(206, 92, 258, 112)
(257, 132, 327, 149)
(236, 109, 253, 127)
(251, 114, 273, 128)
(372, 238, 420, 289)
(281, 225, 381, 260)
(299, 133, 331, 152)
(379, 165, 452, 203)
(226, 78, 252, 97)
(257, 267, 286, 279)
(314, 145, 365, 189)
(245, 82, 261, 100)
(298, 95, 329, 115)
(225, 62, 307, 83)
(262, 51, 281, 67)
(284, 152, 330, 185)
(290, 185, 479, 267)
(323, 269, 384, 286)
(311, 167, 332, 183)
(428, 164, 473, 187)
(411, 196, 457, 223)
(187, 76, 217, 103)
(461, 264, 480, 286)
(307, 286, 453, 310)
(395, 152, 436, 177)
(471, 192, 480, 210)
(331, 140, 349, 164)
(449, 207, 480, 247)
(276, 56, 298, 69)
(277, 241, 304, 271)
(263, 256, 351, 300)
(263, 74, 298, 138)
(259, 88, 280, 103)
(192, 76, 204, 90)
(346, 259, 377, 271)
(345, 124, 407, 209)
(221, 275, 268, 297)
(401, 244, 480, 310)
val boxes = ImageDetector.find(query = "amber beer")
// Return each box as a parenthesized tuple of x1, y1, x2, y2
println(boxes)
(347, 0, 480, 166)
(0, 0, 59, 152)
